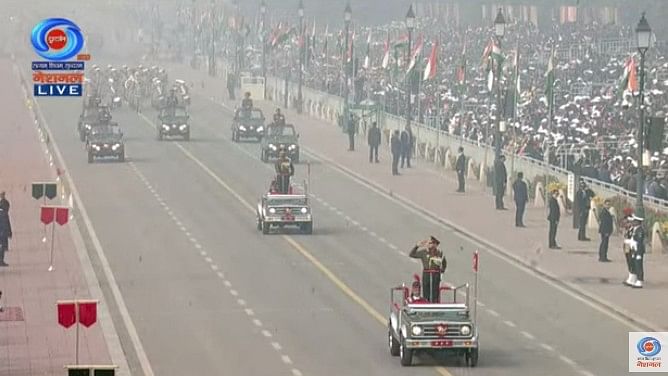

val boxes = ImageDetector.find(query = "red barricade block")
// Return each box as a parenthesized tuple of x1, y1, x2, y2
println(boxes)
(41, 206, 55, 225)
(78, 301, 97, 327)
(55, 207, 69, 226)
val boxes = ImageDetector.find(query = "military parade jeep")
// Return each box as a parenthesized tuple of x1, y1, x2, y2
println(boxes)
(78, 105, 112, 142)
(256, 183, 312, 234)
(260, 123, 300, 163)
(231, 107, 265, 142)
(86, 125, 125, 163)
(388, 283, 479, 367)
(157, 106, 190, 141)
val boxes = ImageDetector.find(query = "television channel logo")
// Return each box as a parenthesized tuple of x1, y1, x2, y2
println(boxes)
(31, 18, 87, 97)
(629, 332, 667, 372)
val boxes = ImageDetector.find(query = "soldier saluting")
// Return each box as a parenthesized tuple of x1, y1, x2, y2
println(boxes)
(275, 148, 294, 194)
(409, 236, 446, 303)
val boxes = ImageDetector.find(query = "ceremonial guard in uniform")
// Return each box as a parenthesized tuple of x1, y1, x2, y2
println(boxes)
(273, 108, 286, 125)
(406, 275, 429, 304)
(241, 92, 253, 110)
(409, 236, 446, 303)
(275, 149, 294, 194)
(624, 215, 645, 288)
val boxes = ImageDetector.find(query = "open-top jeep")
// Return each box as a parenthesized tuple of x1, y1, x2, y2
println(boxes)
(157, 105, 190, 141)
(388, 280, 479, 367)
(232, 107, 265, 142)
(256, 181, 312, 234)
(86, 125, 125, 163)
(260, 123, 300, 163)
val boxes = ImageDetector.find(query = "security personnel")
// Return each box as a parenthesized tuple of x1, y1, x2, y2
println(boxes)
(367, 121, 381, 163)
(241, 92, 253, 110)
(409, 236, 446, 303)
(624, 215, 645, 288)
(166, 87, 178, 108)
(0, 207, 11, 267)
(575, 180, 595, 241)
(455, 147, 466, 192)
(273, 108, 286, 126)
(275, 149, 294, 194)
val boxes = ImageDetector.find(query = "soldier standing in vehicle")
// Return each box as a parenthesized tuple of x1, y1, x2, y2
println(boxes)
(275, 149, 294, 194)
(242, 92, 253, 110)
(273, 108, 285, 125)
(409, 236, 446, 303)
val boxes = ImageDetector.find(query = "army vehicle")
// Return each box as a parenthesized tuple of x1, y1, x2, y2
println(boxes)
(86, 125, 125, 163)
(157, 105, 190, 141)
(231, 107, 265, 142)
(260, 123, 300, 163)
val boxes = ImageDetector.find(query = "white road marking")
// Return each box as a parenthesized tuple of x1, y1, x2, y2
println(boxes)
(210, 264, 219, 271)
(271, 342, 282, 351)
(216, 271, 224, 279)
(237, 299, 246, 306)
(540, 343, 555, 352)
(520, 331, 535, 340)
(281, 355, 292, 365)
(291, 369, 303, 376)
(559, 355, 577, 366)
(189, 237, 197, 243)
(369, 231, 378, 238)
(229, 289, 238, 296)
(185, 231, 191, 237)
(195, 243, 202, 250)
(204, 257, 213, 263)
(351, 220, 360, 226)
(245, 309, 255, 316)
(200, 250, 207, 256)
(261, 330, 272, 338)
(223, 280, 232, 287)
(179, 225, 186, 232)
(360, 226, 368, 232)
(378, 237, 388, 244)
(486, 309, 500, 317)
(503, 320, 517, 328)
(578, 370, 596, 376)
(389, 244, 398, 250)
(253, 319, 263, 327)
(477, 302, 486, 307)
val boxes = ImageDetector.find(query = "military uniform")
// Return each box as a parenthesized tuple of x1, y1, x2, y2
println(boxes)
(275, 153, 294, 194)
(409, 237, 446, 303)
(624, 216, 645, 288)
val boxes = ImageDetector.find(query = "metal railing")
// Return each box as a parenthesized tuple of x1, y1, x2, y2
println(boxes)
(264, 73, 668, 212)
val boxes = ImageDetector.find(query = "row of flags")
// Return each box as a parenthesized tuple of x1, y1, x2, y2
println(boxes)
(255, 20, 641, 113)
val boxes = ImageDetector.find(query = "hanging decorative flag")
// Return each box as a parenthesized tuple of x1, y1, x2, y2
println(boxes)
(423, 39, 438, 81)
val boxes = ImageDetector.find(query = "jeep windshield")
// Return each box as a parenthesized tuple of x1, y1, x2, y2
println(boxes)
(266, 197, 307, 206)
(236, 109, 264, 121)
(267, 125, 296, 138)
(405, 309, 470, 322)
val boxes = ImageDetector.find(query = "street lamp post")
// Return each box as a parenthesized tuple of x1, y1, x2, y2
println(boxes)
(208, 0, 217, 77)
(405, 5, 415, 128)
(342, 3, 352, 135)
(260, 0, 267, 99)
(493, 8, 505, 159)
(297, 0, 305, 113)
(635, 12, 652, 218)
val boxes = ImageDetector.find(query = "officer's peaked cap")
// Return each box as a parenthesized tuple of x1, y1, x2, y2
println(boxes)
(430, 236, 440, 245)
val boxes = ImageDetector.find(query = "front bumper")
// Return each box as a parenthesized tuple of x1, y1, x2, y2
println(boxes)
(403, 338, 478, 350)
(160, 125, 189, 135)
(264, 148, 299, 159)
(236, 127, 264, 138)
(90, 147, 123, 157)
(263, 215, 311, 224)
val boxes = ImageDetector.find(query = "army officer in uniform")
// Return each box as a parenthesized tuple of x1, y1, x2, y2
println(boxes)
(409, 236, 446, 303)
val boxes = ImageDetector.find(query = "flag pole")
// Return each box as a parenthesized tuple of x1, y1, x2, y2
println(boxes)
(544, 46, 555, 213)
(510, 39, 520, 181)
(47, 220, 55, 272)
(75, 300, 80, 365)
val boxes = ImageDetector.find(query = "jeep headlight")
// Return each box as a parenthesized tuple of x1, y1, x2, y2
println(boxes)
(113, 97, 121, 103)
(112, 143, 121, 150)
(269, 144, 277, 150)
(239, 125, 247, 131)
(268, 208, 276, 214)
(162, 124, 170, 130)
(460, 325, 471, 336)
(256, 126, 263, 132)
(300, 207, 308, 214)
(179, 124, 187, 130)
(85, 124, 92, 129)
(288, 144, 297, 150)
(92, 144, 101, 151)
(411, 325, 422, 336)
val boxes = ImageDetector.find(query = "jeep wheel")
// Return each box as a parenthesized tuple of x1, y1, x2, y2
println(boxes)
(157, 130, 163, 141)
(293, 154, 300, 164)
(183, 131, 190, 141)
(257, 219, 262, 231)
(466, 348, 478, 367)
(232, 131, 238, 142)
(118, 151, 125, 162)
(301, 222, 313, 234)
(399, 338, 413, 366)
(261, 222, 270, 234)
(388, 329, 400, 356)
(261, 150, 268, 162)
(87, 152, 94, 164)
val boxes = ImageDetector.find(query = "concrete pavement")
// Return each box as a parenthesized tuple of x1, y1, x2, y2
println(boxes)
(0, 59, 113, 375)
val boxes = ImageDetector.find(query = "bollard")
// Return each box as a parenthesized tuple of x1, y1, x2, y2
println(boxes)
(534, 182, 545, 208)
(467, 159, 477, 180)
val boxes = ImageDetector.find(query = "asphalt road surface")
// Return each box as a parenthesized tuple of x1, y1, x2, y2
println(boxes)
(30, 85, 634, 376)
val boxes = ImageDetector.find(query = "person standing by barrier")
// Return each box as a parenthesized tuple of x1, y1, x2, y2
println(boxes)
(547, 189, 561, 249)
(597, 199, 613, 262)
(368, 122, 381, 163)
(512, 172, 528, 227)
(575, 181, 595, 241)
(391, 130, 401, 176)
(455, 147, 466, 192)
